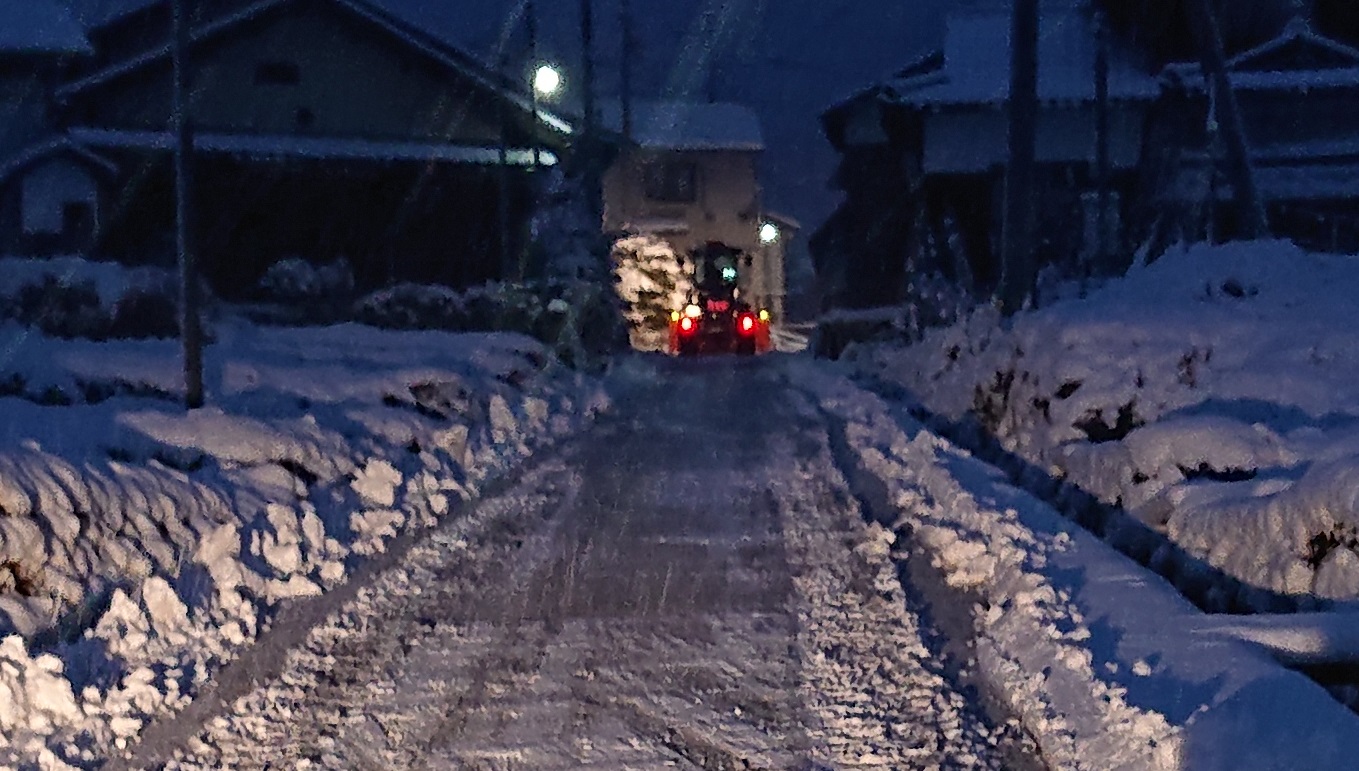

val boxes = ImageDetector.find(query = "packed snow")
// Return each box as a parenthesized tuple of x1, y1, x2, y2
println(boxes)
(0, 314, 606, 767)
(792, 360, 1359, 771)
(849, 240, 1359, 611)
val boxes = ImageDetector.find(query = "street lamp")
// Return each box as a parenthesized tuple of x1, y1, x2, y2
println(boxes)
(759, 221, 780, 245)
(533, 63, 563, 99)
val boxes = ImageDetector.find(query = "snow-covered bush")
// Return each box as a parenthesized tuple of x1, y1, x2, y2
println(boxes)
(853, 240, 1359, 609)
(531, 168, 609, 282)
(352, 280, 625, 371)
(257, 257, 354, 304)
(610, 235, 692, 335)
(0, 258, 183, 340)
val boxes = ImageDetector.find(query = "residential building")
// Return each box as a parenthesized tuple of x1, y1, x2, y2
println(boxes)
(0, 0, 573, 297)
(601, 100, 787, 319)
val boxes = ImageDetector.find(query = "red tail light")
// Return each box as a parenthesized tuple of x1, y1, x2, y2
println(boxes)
(739, 315, 755, 334)
(679, 317, 696, 333)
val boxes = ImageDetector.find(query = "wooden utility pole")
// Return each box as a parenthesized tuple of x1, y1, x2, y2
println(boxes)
(579, 0, 602, 227)
(999, 0, 1039, 315)
(527, 0, 540, 170)
(620, 0, 634, 142)
(1187, 0, 1268, 238)
(1093, 9, 1112, 273)
(172, 0, 204, 408)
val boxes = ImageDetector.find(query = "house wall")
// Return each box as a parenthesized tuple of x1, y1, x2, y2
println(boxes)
(602, 147, 762, 254)
(604, 146, 782, 310)
(923, 103, 1146, 173)
(0, 70, 49, 159)
(71, 2, 512, 145)
(1238, 90, 1359, 147)
(20, 157, 99, 235)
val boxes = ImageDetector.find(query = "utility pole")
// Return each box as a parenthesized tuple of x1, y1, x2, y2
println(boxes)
(1187, 0, 1268, 238)
(1093, 8, 1111, 274)
(172, 0, 204, 408)
(999, 0, 1039, 316)
(527, 0, 540, 170)
(579, 0, 602, 227)
(620, 0, 634, 142)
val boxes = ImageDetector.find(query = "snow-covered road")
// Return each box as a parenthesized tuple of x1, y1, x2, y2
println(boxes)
(115, 356, 1034, 769)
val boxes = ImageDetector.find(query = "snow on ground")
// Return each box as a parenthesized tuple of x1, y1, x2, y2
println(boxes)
(848, 240, 1359, 610)
(792, 361, 1359, 771)
(0, 315, 606, 768)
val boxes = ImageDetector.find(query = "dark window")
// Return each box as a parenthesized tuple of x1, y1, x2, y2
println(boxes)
(254, 61, 300, 85)
(643, 162, 698, 203)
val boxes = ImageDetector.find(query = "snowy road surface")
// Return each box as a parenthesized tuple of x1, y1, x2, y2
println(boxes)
(120, 355, 1035, 769)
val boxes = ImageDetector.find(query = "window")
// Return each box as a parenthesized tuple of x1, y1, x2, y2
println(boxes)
(254, 61, 300, 86)
(643, 161, 698, 203)
(295, 107, 316, 130)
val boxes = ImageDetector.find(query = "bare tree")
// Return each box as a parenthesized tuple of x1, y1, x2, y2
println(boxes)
(1186, 0, 1269, 239)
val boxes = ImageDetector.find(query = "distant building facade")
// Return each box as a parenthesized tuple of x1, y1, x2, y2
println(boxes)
(814, 0, 1359, 311)
(0, 0, 574, 297)
(601, 100, 788, 319)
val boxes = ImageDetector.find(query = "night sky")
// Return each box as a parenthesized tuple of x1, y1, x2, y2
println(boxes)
(434, 0, 949, 239)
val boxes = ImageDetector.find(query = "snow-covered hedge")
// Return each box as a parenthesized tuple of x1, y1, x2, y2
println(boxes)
(257, 257, 354, 305)
(851, 241, 1359, 610)
(353, 280, 626, 370)
(0, 322, 608, 766)
(0, 257, 181, 341)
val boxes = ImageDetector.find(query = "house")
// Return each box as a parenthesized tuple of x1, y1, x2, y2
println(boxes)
(600, 100, 787, 319)
(0, 1, 98, 254)
(815, 0, 1160, 310)
(1153, 17, 1359, 252)
(0, 0, 575, 297)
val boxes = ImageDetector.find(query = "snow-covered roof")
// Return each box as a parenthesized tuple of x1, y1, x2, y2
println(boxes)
(0, 0, 91, 55)
(61, 0, 153, 30)
(0, 135, 116, 183)
(1162, 18, 1359, 93)
(599, 100, 763, 151)
(55, 0, 575, 137)
(67, 127, 558, 166)
(885, 7, 1159, 108)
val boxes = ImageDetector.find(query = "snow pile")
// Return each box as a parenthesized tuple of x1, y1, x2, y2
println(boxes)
(794, 362, 1359, 771)
(256, 257, 354, 304)
(0, 317, 607, 767)
(852, 241, 1359, 609)
(774, 416, 1007, 768)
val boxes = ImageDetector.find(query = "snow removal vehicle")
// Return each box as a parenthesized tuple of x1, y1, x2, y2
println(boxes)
(668, 242, 772, 356)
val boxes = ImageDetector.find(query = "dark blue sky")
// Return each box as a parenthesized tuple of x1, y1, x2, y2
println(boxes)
(450, 0, 948, 234)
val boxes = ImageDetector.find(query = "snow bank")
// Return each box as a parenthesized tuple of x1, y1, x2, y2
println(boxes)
(0, 316, 607, 767)
(794, 361, 1359, 771)
(852, 241, 1359, 608)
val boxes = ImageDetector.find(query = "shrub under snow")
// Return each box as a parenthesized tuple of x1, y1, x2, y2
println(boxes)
(851, 240, 1359, 609)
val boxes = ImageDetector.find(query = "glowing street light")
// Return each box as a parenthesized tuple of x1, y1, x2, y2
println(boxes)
(533, 64, 563, 98)
(759, 221, 780, 245)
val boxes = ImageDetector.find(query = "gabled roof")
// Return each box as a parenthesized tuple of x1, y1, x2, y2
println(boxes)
(55, 0, 573, 137)
(1162, 17, 1359, 93)
(0, 0, 91, 55)
(0, 134, 116, 184)
(599, 101, 763, 152)
(897, 7, 1158, 107)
